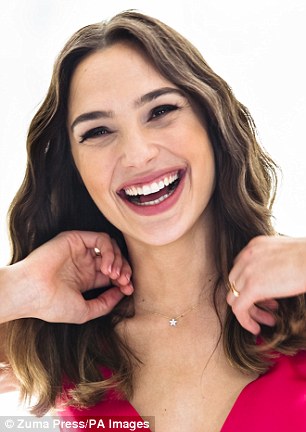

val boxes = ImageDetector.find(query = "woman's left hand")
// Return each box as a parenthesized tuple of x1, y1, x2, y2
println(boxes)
(227, 235, 306, 335)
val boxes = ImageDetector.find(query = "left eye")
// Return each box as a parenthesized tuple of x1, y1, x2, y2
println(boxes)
(150, 104, 179, 120)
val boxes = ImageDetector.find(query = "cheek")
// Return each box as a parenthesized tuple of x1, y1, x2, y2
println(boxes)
(71, 148, 113, 197)
(189, 137, 216, 194)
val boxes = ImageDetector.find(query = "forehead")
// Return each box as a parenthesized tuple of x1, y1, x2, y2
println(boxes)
(68, 43, 174, 112)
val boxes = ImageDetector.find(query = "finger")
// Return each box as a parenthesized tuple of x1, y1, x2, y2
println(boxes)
(67, 231, 115, 275)
(91, 263, 133, 296)
(80, 286, 125, 322)
(111, 274, 134, 295)
(230, 295, 261, 335)
(119, 283, 134, 296)
(226, 282, 241, 306)
(245, 319, 261, 336)
(90, 271, 112, 289)
(256, 298, 279, 311)
(226, 290, 235, 306)
(66, 231, 126, 278)
(226, 284, 263, 335)
(249, 305, 276, 327)
(94, 255, 129, 282)
(234, 311, 261, 335)
(95, 234, 116, 275)
(108, 239, 123, 279)
(228, 264, 245, 298)
(94, 256, 103, 271)
(115, 259, 132, 286)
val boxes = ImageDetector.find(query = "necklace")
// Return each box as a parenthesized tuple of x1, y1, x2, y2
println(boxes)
(137, 298, 204, 327)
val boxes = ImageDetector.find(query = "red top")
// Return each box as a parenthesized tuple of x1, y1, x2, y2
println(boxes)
(60, 351, 306, 431)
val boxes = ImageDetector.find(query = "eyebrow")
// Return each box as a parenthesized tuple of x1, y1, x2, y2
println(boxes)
(70, 110, 113, 131)
(136, 87, 185, 107)
(70, 87, 185, 131)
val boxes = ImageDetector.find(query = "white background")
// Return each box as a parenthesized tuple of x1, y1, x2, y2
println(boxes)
(0, 0, 305, 413)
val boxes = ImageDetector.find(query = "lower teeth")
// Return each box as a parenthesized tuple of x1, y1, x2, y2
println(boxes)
(136, 189, 174, 206)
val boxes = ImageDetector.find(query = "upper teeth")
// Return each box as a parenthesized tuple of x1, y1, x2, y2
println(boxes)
(124, 172, 179, 196)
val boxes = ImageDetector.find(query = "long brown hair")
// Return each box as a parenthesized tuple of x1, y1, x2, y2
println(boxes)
(4, 10, 306, 415)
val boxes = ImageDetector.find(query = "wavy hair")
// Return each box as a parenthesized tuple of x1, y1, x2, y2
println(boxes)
(4, 10, 306, 415)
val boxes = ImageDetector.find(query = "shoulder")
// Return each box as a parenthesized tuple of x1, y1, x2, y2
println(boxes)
(222, 351, 306, 431)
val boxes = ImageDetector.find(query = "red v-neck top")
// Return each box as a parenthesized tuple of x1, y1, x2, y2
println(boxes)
(59, 351, 306, 431)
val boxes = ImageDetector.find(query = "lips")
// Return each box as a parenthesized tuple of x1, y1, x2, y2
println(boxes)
(117, 169, 185, 207)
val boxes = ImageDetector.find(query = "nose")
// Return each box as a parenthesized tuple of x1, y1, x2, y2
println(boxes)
(120, 127, 159, 168)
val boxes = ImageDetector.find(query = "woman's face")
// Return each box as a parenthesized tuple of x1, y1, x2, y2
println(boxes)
(68, 42, 215, 246)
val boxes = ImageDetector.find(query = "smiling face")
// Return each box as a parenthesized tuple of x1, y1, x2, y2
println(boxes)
(68, 42, 215, 247)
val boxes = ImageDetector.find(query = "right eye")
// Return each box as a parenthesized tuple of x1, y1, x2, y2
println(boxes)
(79, 126, 110, 143)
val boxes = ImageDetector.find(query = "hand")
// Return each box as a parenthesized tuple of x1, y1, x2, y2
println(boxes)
(2, 231, 133, 324)
(0, 367, 19, 394)
(227, 235, 306, 335)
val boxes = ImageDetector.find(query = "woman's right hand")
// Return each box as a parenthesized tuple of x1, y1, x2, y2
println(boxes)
(0, 231, 133, 324)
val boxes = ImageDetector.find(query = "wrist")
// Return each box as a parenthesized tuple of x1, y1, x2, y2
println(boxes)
(0, 263, 35, 323)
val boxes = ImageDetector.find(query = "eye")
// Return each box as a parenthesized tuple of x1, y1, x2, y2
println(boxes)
(150, 104, 180, 120)
(79, 126, 110, 143)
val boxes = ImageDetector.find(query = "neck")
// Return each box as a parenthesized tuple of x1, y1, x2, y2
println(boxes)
(125, 212, 218, 315)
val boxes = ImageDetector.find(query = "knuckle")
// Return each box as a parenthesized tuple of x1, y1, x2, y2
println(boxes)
(98, 233, 112, 248)
(242, 276, 253, 290)
(110, 239, 120, 253)
(226, 293, 234, 306)
(99, 232, 110, 240)
(231, 302, 241, 315)
(232, 300, 248, 318)
(243, 279, 258, 297)
(243, 247, 255, 262)
(61, 230, 81, 247)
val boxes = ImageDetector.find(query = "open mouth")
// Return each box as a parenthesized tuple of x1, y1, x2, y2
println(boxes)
(118, 169, 185, 207)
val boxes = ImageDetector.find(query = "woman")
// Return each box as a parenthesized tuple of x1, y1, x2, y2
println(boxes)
(3, 10, 306, 431)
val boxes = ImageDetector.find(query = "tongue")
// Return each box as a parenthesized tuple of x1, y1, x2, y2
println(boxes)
(139, 186, 168, 203)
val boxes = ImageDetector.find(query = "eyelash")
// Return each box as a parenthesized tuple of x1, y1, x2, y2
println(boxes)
(79, 126, 110, 143)
(150, 104, 180, 120)
(79, 104, 180, 143)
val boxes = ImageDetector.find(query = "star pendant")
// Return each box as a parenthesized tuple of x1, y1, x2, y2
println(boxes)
(169, 318, 178, 327)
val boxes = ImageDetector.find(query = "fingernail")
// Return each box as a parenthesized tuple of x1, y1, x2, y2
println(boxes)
(115, 267, 121, 277)
(125, 273, 131, 283)
(108, 265, 112, 274)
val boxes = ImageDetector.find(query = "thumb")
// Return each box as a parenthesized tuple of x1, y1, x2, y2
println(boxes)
(81, 286, 125, 322)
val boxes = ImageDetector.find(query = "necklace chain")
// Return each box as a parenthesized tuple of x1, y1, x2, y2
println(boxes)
(135, 276, 215, 327)
(137, 298, 204, 327)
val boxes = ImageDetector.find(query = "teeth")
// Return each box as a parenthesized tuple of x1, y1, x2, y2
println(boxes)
(143, 185, 151, 196)
(125, 186, 138, 196)
(138, 192, 171, 206)
(124, 172, 179, 197)
(151, 182, 160, 193)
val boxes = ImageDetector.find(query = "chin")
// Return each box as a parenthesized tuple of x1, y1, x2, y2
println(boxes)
(125, 222, 194, 248)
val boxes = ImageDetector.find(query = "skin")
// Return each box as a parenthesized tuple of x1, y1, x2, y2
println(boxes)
(228, 235, 306, 334)
(0, 231, 133, 325)
(68, 43, 216, 251)
(67, 42, 256, 431)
